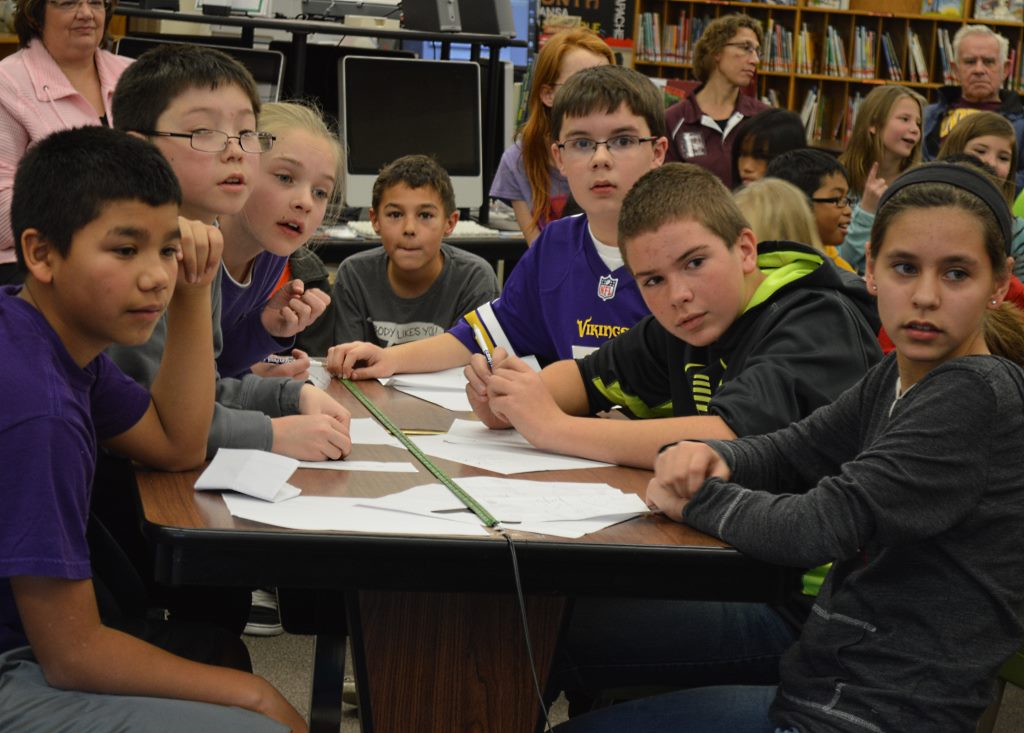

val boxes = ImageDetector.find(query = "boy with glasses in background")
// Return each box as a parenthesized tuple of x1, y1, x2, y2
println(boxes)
(767, 149, 856, 270)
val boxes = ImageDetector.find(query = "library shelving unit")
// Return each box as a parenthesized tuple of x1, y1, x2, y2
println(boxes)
(633, 0, 1024, 149)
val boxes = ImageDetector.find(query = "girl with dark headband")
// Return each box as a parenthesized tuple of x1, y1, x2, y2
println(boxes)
(558, 162, 1024, 733)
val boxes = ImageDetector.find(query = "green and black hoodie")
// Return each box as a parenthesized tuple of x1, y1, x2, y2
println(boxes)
(577, 240, 883, 437)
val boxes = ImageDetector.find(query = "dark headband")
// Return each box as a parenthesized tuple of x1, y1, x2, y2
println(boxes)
(876, 162, 1013, 255)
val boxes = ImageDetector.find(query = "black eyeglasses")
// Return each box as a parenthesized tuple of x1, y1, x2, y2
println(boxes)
(811, 195, 852, 209)
(133, 129, 275, 154)
(556, 135, 658, 159)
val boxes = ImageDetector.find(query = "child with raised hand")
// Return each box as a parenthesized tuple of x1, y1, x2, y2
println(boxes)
(216, 101, 341, 380)
(561, 162, 1024, 733)
(328, 154, 499, 348)
(0, 126, 305, 733)
(837, 84, 925, 272)
(938, 110, 1024, 280)
(490, 27, 613, 243)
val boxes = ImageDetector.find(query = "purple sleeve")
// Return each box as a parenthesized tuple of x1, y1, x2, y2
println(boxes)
(489, 144, 531, 202)
(90, 353, 152, 439)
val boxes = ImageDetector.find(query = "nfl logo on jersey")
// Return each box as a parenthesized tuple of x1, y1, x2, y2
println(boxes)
(597, 275, 618, 301)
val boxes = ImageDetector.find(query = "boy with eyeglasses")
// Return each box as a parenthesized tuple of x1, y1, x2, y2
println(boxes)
(767, 149, 856, 272)
(102, 46, 350, 650)
(328, 65, 665, 379)
(110, 44, 351, 462)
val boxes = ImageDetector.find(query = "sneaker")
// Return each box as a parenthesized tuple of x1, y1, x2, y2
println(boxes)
(342, 676, 358, 707)
(244, 588, 283, 636)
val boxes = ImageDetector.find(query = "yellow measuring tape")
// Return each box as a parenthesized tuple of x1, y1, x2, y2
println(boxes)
(341, 378, 500, 529)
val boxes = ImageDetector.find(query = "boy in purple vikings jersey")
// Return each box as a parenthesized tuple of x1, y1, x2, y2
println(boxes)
(327, 65, 667, 378)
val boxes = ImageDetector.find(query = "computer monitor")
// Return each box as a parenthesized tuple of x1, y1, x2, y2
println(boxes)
(339, 56, 483, 209)
(114, 37, 285, 104)
(268, 41, 414, 125)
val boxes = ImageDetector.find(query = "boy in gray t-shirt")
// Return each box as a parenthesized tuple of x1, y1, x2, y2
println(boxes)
(330, 155, 499, 348)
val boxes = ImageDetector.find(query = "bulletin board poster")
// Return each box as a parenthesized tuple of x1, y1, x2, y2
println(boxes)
(536, 0, 636, 51)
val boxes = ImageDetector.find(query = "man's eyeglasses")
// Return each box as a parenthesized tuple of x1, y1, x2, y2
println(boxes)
(134, 129, 275, 154)
(48, 0, 108, 11)
(556, 135, 658, 160)
(811, 195, 852, 209)
(723, 42, 762, 60)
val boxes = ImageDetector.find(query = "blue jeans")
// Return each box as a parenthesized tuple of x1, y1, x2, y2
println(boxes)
(555, 599, 797, 711)
(554, 684, 797, 733)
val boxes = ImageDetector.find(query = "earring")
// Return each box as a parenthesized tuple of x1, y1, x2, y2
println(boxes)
(992, 299, 999, 305)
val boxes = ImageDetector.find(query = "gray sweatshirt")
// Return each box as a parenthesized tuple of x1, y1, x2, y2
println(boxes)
(687, 354, 1024, 732)
(107, 269, 303, 458)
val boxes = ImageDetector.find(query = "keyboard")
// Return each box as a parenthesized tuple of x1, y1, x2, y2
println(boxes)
(344, 219, 505, 239)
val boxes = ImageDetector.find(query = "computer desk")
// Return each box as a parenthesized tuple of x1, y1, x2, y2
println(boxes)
(133, 378, 795, 733)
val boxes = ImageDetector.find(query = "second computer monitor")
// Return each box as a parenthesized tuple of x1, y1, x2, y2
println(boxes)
(339, 56, 483, 209)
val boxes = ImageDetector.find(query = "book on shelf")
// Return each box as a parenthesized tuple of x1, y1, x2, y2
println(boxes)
(852, 26, 876, 80)
(908, 31, 930, 84)
(881, 32, 903, 82)
(937, 27, 955, 85)
(806, 0, 850, 8)
(973, 0, 1024, 21)
(797, 23, 815, 75)
(921, 0, 964, 16)
(799, 86, 818, 141)
(760, 88, 781, 107)
(825, 25, 849, 78)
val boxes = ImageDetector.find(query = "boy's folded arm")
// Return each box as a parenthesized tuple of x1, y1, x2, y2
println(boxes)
(11, 575, 294, 723)
(105, 280, 217, 471)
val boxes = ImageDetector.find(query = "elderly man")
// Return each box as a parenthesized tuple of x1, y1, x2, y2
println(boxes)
(923, 24, 1024, 191)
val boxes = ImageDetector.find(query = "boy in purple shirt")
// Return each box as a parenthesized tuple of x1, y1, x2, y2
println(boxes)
(0, 127, 303, 732)
(327, 65, 667, 379)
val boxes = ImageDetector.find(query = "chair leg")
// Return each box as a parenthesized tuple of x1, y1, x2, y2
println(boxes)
(976, 679, 1007, 733)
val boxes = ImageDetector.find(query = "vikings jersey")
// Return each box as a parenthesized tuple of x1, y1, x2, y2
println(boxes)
(448, 215, 649, 366)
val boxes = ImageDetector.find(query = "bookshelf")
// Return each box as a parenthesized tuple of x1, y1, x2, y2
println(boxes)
(633, 0, 1024, 148)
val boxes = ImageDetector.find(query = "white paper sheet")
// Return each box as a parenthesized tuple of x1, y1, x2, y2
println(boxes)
(386, 367, 474, 411)
(222, 494, 489, 536)
(349, 417, 404, 447)
(194, 449, 301, 502)
(357, 477, 646, 537)
(306, 360, 331, 390)
(385, 357, 541, 412)
(409, 420, 613, 474)
(298, 460, 418, 473)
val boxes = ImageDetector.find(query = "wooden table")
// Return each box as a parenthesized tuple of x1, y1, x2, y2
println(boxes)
(135, 379, 793, 733)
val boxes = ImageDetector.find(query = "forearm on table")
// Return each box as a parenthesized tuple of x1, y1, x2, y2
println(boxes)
(535, 413, 738, 470)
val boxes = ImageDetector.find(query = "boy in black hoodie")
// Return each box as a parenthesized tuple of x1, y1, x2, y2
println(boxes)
(466, 162, 882, 469)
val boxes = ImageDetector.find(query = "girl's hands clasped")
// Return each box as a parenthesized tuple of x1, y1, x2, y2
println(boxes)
(645, 441, 732, 521)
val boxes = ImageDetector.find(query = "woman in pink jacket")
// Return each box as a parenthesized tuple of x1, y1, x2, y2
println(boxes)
(0, 0, 132, 284)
